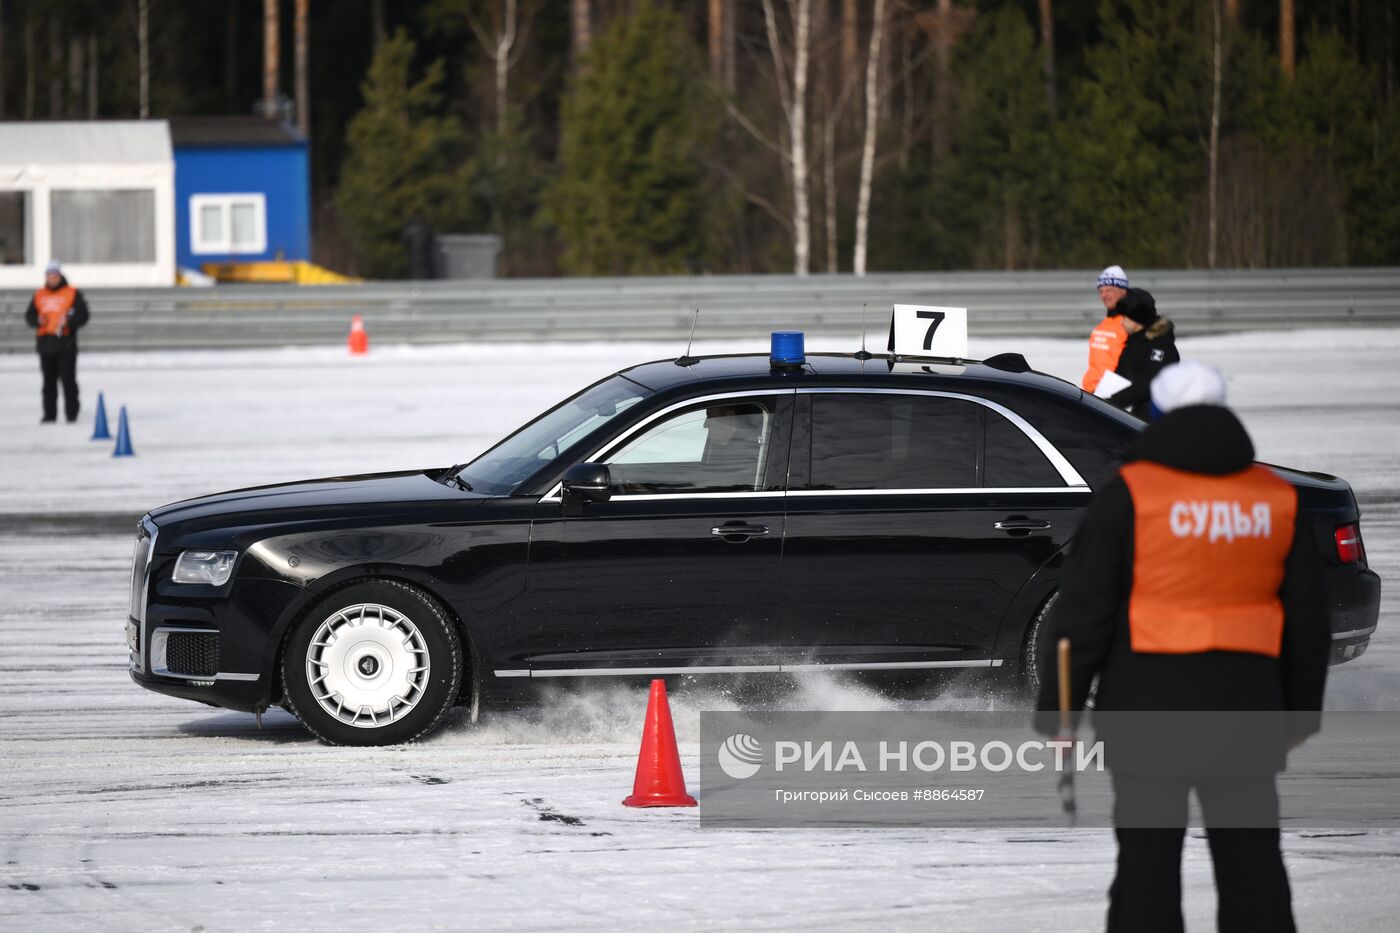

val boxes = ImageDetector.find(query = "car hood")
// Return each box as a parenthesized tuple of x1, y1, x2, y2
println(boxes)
(148, 469, 488, 531)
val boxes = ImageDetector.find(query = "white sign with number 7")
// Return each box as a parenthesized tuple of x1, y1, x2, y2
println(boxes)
(887, 305, 968, 359)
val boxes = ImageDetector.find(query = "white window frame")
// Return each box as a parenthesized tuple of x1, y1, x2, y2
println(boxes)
(190, 193, 267, 255)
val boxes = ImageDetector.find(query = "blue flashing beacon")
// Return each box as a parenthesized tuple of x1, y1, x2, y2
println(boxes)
(770, 331, 805, 369)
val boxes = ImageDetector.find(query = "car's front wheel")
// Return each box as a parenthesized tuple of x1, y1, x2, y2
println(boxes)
(282, 580, 463, 746)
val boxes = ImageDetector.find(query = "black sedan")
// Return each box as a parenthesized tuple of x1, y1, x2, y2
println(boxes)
(127, 347, 1381, 745)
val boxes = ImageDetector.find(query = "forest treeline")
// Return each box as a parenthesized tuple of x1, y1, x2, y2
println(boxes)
(2, 0, 1397, 277)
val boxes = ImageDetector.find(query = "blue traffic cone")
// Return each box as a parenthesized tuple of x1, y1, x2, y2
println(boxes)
(91, 392, 111, 440)
(113, 406, 135, 457)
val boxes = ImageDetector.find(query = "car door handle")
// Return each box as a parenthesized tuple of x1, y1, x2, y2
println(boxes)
(994, 519, 1051, 532)
(711, 523, 770, 541)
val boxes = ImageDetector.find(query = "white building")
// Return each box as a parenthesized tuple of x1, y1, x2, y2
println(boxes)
(0, 121, 176, 288)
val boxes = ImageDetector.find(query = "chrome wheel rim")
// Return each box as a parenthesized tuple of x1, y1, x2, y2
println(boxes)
(305, 603, 430, 729)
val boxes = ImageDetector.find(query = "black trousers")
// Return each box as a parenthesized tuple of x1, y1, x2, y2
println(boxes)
(1109, 774, 1294, 933)
(39, 347, 80, 422)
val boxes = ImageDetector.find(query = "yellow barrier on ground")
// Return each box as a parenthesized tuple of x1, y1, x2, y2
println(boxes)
(197, 261, 362, 285)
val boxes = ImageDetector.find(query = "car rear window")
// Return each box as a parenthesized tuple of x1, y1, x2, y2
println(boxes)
(984, 408, 1063, 487)
(809, 394, 978, 489)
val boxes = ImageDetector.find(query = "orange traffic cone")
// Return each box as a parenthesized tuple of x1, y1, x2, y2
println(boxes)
(348, 314, 368, 354)
(622, 679, 698, 808)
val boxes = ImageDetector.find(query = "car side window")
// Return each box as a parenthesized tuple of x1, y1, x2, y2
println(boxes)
(983, 408, 1064, 487)
(808, 394, 978, 490)
(605, 400, 774, 495)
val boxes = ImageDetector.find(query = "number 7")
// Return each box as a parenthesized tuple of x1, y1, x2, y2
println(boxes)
(917, 310, 946, 350)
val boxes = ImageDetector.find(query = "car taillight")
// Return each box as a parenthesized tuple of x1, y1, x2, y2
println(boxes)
(1335, 523, 1363, 564)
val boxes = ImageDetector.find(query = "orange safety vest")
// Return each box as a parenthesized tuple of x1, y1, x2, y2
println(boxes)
(33, 286, 77, 338)
(1081, 315, 1127, 392)
(1120, 461, 1297, 658)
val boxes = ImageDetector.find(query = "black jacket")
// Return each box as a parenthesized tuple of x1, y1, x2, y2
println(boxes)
(24, 276, 90, 355)
(1035, 405, 1330, 776)
(1108, 316, 1179, 418)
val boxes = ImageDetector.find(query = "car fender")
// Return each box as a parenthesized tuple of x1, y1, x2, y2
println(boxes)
(989, 542, 1071, 664)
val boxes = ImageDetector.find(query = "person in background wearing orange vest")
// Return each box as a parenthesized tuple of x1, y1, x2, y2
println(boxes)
(24, 260, 90, 423)
(1081, 265, 1130, 393)
(1037, 362, 1329, 933)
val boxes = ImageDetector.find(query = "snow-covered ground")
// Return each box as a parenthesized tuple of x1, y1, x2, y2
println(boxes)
(1, 330, 1398, 931)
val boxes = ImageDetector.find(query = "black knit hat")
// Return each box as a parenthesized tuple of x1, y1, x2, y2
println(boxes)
(1117, 287, 1158, 326)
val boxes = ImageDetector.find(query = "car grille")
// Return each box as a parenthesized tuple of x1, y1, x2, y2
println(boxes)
(165, 632, 220, 678)
(128, 520, 156, 673)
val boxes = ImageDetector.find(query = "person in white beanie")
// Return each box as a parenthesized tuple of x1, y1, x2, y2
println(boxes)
(1081, 265, 1131, 393)
(1149, 361, 1228, 419)
(1039, 353, 1327, 932)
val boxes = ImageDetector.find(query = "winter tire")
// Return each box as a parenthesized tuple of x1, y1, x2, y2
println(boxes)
(282, 580, 464, 746)
(1020, 590, 1059, 696)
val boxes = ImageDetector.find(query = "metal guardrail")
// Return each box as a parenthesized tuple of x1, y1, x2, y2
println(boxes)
(2, 268, 1398, 352)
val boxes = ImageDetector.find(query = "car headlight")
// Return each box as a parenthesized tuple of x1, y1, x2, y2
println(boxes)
(172, 550, 238, 585)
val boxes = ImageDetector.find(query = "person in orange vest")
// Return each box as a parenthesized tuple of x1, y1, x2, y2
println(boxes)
(1037, 362, 1329, 933)
(24, 261, 90, 423)
(1081, 265, 1130, 393)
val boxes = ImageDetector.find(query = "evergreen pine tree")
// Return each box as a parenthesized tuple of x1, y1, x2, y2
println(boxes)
(544, 1, 717, 275)
(337, 30, 466, 278)
(1058, 0, 1213, 266)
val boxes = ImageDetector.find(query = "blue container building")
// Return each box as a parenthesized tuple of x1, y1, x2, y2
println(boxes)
(171, 117, 310, 271)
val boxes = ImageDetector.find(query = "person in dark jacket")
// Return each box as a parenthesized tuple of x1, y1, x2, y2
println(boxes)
(24, 261, 90, 423)
(1037, 362, 1330, 933)
(1107, 288, 1179, 418)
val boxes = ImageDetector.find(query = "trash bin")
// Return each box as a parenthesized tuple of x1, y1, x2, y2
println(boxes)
(435, 234, 501, 280)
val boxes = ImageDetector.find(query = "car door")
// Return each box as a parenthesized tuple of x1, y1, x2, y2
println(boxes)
(779, 388, 1086, 672)
(522, 391, 794, 675)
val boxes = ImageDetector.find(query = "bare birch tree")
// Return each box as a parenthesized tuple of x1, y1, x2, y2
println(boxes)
(87, 34, 98, 119)
(462, 0, 541, 137)
(571, 0, 591, 67)
(1208, 0, 1223, 268)
(852, 0, 886, 276)
(723, 0, 736, 91)
(841, 0, 857, 86)
(263, 0, 279, 116)
(372, 0, 386, 50)
(761, 0, 813, 275)
(138, 0, 149, 118)
(48, 15, 61, 116)
(295, 0, 309, 136)
(68, 34, 84, 118)
(709, 0, 724, 80)
(1037, 0, 1056, 119)
(24, 8, 34, 118)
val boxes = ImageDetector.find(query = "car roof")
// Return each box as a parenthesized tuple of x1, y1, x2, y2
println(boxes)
(618, 352, 1084, 401)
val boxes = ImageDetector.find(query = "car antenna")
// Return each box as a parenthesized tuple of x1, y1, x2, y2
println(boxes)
(854, 303, 873, 360)
(675, 308, 700, 366)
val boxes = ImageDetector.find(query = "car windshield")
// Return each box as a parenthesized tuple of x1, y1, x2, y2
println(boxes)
(454, 374, 652, 495)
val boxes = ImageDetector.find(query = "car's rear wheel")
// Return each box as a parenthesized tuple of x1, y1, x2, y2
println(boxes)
(1019, 590, 1059, 697)
(282, 580, 463, 746)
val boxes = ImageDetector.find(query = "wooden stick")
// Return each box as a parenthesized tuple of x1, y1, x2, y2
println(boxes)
(1057, 637, 1072, 734)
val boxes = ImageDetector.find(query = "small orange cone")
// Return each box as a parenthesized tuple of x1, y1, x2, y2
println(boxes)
(348, 314, 368, 355)
(622, 679, 697, 808)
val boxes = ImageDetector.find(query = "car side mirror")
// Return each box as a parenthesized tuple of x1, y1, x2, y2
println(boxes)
(561, 463, 612, 503)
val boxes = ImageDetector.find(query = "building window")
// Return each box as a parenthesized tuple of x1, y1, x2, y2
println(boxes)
(0, 191, 30, 265)
(51, 189, 156, 264)
(190, 194, 267, 255)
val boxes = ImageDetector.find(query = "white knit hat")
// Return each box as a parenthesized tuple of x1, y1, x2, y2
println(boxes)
(44, 260, 62, 275)
(1150, 362, 1228, 414)
(1096, 265, 1129, 290)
